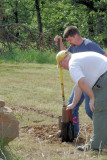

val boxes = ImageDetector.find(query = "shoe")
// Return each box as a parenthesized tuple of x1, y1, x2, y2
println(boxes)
(77, 146, 85, 151)
(57, 130, 61, 138)
(77, 144, 92, 151)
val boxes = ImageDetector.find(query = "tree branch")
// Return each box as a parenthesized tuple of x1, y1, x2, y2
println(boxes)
(73, 0, 106, 12)
(0, 23, 39, 34)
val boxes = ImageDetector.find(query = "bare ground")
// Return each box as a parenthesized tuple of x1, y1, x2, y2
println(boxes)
(21, 123, 92, 145)
(8, 104, 107, 160)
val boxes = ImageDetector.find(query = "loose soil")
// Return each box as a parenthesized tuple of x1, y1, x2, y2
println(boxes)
(21, 123, 92, 145)
(8, 106, 107, 160)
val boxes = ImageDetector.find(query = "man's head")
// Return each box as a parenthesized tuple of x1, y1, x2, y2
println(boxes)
(56, 50, 71, 70)
(63, 26, 80, 38)
(63, 26, 81, 47)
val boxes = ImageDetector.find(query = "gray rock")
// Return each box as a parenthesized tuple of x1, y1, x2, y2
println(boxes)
(0, 101, 19, 146)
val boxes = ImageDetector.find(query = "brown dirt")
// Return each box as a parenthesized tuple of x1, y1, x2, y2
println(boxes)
(21, 123, 93, 145)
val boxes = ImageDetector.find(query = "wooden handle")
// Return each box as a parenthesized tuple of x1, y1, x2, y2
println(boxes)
(60, 67, 65, 106)
(58, 38, 60, 51)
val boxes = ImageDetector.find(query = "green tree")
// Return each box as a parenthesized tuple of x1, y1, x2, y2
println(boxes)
(0, 0, 106, 53)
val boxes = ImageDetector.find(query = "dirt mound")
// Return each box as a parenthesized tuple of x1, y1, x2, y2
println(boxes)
(22, 124, 61, 144)
(21, 123, 93, 145)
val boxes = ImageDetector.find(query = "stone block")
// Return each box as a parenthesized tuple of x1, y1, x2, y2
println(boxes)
(0, 106, 19, 146)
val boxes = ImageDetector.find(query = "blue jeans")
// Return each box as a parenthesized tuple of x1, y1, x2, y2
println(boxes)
(68, 86, 93, 138)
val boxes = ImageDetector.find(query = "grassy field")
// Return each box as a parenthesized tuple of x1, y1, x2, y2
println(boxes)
(0, 62, 107, 160)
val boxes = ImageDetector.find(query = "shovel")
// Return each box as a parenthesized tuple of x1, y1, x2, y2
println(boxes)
(58, 39, 74, 142)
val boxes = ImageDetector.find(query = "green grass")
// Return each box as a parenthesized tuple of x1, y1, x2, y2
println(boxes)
(0, 62, 106, 160)
(0, 145, 21, 160)
(0, 48, 107, 159)
(0, 62, 71, 120)
(0, 48, 57, 64)
(0, 47, 106, 64)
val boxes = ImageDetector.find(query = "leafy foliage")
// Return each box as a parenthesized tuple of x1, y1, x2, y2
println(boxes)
(0, 0, 107, 53)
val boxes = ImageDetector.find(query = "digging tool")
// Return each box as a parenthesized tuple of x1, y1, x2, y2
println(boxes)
(58, 39, 74, 142)
(59, 65, 74, 142)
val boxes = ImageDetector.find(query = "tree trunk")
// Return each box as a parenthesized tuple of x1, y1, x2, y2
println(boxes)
(87, 9, 94, 38)
(35, 0, 42, 35)
(14, 1, 18, 23)
(14, 0, 19, 37)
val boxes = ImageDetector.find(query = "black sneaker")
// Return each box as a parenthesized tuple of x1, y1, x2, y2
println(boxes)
(77, 146, 85, 151)
(77, 144, 92, 151)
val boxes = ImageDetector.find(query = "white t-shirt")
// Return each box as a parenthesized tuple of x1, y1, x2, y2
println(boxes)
(69, 51, 107, 87)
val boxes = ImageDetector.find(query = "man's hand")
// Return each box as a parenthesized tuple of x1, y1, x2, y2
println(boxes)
(54, 35, 62, 43)
(66, 85, 82, 110)
(66, 103, 75, 110)
(89, 98, 95, 112)
(54, 35, 66, 50)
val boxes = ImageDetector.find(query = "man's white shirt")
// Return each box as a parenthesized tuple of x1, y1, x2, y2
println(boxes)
(69, 51, 107, 87)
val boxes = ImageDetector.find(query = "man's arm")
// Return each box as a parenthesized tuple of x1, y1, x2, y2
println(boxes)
(54, 35, 66, 50)
(104, 53, 107, 57)
(78, 77, 95, 112)
(66, 84, 82, 110)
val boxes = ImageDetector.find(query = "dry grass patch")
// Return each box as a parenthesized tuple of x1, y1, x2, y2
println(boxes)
(0, 62, 107, 160)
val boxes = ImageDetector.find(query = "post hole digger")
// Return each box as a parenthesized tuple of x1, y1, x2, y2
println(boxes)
(57, 39, 74, 142)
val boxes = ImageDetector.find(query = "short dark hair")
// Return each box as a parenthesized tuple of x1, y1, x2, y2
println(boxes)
(63, 26, 80, 38)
